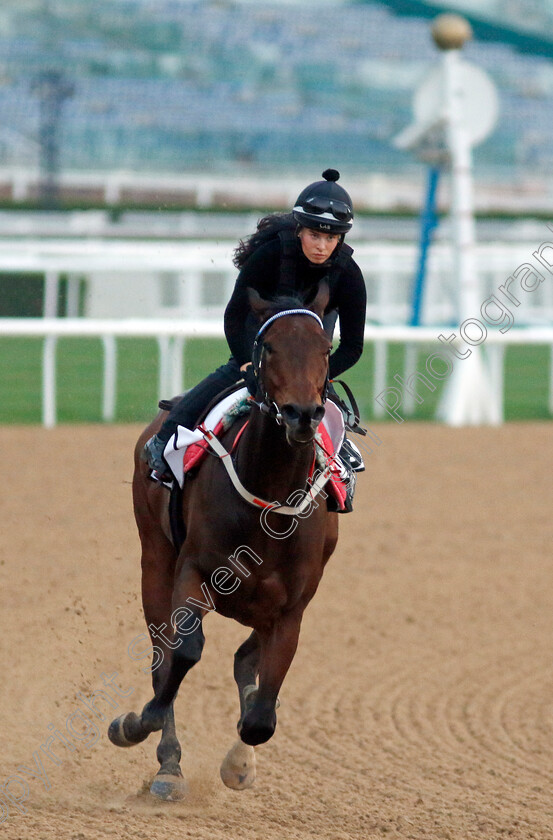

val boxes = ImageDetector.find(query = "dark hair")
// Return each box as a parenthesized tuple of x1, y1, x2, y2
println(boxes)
(233, 212, 296, 268)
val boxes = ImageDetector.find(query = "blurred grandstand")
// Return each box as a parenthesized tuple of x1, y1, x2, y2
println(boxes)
(1, 0, 553, 210)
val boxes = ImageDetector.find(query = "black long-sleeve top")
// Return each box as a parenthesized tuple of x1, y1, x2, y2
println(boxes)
(224, 238, 367, 380)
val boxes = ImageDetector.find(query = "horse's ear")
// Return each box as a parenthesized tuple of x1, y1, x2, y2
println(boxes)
(308, 280, 329, 319)
(247, 287, 273, 323)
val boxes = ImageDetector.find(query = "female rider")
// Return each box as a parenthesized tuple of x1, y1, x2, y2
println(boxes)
(143, 169, 367, 482)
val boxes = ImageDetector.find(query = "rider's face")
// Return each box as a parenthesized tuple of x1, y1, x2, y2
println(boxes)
(298, 228, 341, 264)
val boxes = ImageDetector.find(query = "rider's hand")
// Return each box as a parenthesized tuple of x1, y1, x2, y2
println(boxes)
(240, 363, 258, 397)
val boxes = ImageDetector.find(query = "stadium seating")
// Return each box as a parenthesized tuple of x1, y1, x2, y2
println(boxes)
(0, 0, 552, 176)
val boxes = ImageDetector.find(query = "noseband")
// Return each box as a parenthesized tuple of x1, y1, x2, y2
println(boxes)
(251, 309, 329, 421)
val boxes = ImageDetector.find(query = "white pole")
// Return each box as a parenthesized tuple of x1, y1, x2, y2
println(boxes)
(444, 50, 479, 321)
(373, 340, 388, 417)
(101, 335, 117, 421)
(66, 275, 81, 317)
(43, 271, 59, 318)
(170, 336, 185, 397)
(157, 335, 171, 403)
(42, 335, 58, 428)
(436, 47, 501, 425)
(392, 14, 500, 425)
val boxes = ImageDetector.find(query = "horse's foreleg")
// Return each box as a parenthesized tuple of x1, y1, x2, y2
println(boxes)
(239, 609, 302, 747)
(234, 631, 261, 724)
(219, 632, 260, 790)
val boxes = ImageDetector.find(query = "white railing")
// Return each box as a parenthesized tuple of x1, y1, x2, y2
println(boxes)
(1, 237, 552, 425)
(3, 166, 553, 215)
(0, 318, 552, 427)
(1, 238, 553, 326)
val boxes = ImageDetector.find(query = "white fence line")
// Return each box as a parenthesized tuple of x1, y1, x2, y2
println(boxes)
(1, 319, 552, 427)
(1, 238, 553, 326)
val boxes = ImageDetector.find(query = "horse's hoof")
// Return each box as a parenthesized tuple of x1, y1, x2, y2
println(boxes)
(150, 772, 187, 801)
(220, 739, 256, 790)
(108, 713, 140, 747)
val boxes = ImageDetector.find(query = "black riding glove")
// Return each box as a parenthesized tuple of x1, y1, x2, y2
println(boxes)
(242, 365, 258, 397)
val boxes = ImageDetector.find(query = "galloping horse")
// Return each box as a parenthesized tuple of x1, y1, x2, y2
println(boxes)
(108, 284, 339, 799)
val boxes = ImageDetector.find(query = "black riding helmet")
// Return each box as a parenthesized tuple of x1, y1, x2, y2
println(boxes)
(293, 169, 354, 234)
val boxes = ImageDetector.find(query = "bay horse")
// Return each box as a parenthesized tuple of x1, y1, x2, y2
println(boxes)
(108, 284, 339, 799)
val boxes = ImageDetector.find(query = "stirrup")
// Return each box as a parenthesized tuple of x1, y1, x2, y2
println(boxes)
(339, 437, 365, 473)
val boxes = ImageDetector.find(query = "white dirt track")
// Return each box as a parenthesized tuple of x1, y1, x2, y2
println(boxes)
(0, 422, 551, 840)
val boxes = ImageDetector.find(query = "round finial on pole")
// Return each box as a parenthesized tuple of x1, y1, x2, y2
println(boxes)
(431, 14, 473, 51)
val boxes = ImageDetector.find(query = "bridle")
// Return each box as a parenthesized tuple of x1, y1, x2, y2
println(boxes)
(198, 308, 333, 516)
(250, 308, 330, 423)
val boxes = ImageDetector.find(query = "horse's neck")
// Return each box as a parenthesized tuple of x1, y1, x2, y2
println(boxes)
(235, 409, 313, 503)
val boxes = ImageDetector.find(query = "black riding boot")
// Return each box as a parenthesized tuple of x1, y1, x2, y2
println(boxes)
(143, 357, 242, 477)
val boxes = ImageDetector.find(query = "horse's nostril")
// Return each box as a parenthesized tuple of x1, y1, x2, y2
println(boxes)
(281, 403, 325, 427)
(313, 405, 326, 423)
(281, 404, 301, 423)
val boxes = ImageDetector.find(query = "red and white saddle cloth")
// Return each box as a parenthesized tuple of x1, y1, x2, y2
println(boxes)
(163, 387, 348, 511)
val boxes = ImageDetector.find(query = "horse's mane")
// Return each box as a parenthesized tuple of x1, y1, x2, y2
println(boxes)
(263, 294, 305, 315)
(258, 292, 328, 326)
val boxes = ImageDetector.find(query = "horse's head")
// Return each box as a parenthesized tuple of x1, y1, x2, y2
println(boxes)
(248, 283, 331, 447)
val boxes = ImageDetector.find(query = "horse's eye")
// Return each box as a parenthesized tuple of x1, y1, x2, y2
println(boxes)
(263, 342, 273, 354)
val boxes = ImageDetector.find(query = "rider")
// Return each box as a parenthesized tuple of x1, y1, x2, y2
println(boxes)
(143, 169, 367, 487)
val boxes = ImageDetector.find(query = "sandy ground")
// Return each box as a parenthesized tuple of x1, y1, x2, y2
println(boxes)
(0, 422, 552, 840)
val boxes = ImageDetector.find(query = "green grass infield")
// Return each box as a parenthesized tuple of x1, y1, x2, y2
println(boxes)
(0, 337, 550, 424)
